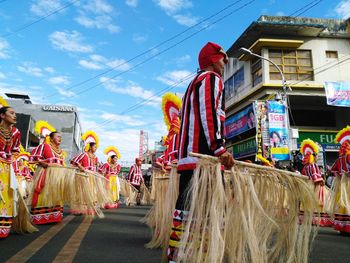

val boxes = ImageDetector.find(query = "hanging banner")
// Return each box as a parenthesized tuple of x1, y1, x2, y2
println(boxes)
(267, 101, 290, 161)
(255, 101, 270, 159)
(324, 81, 350, 107)
(232, 136, 257, 159)
(225, 104, 256, 139)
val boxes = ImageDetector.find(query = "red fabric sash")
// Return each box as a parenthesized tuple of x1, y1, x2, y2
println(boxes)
(31, 168, 47, 207)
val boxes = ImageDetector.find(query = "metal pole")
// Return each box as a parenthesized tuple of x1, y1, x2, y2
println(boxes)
(240, 47, 290, 100)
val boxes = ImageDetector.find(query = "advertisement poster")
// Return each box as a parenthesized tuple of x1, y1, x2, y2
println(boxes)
(267, 101, 290, 161)
(255, 101, 270, 159)
(324, 81, 350, 107)
(225, 104, 256, 139)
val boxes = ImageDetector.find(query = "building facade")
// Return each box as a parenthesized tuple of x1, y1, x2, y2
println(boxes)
(7, 95, 83, 159)
(224, 16, 350, 167)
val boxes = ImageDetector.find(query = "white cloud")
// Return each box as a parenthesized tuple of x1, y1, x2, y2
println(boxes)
(30, 0, 64, 17)
(132, 33, 148, 44)
(335, 0, 350, 18)
(49, 30, 93, 53)
(79, 54, 131, 71)
(17, 62, 44, 77)
(0, 72, 6, 79)
(101, 112, 146, 126)
(173, 14, 198, 26)
(75, 0, 119, 33)
(276, 11, 285, 16)
(106, 59, 131, 71)
(126, 0, 138, 7)
(156, 70, 192, 87)
(82, 0, 114, 14)
(100, 77, 161, 106)
(0, 82, 45, 104)
(0, 38, 10, 59)
(155, 0, 192, 14)
(55, 87, 76, 97)
(79, 59, 104, 70)
(75, 15, 120, 33)
(44, 67, 55, 73)
(48, 76, 70, 85)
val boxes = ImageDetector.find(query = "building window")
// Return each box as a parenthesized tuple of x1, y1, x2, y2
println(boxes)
(251, 56, 262, 87)
(326, 50, 338, 59)
(224, 75, 234, 101)
(268, 49, 314, 81)
(234, 67, 244, 88)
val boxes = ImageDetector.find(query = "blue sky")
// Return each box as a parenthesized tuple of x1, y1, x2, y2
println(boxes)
(0, 0, 348, 165)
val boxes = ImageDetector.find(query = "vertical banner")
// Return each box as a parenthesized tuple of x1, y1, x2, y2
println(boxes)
(255, 101, 270, 159)
(324, 81, 350, 107)
(267, 101, 290, 161)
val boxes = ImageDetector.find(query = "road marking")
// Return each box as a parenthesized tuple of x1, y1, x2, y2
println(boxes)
(6, 215, 75, 263)
(52, 216, 93, 263)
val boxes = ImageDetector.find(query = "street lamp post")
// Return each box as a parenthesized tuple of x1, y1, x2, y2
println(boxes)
(240, 47, 291, 100)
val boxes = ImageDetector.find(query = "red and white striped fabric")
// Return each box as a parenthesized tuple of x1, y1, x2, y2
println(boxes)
(71, 152, 98, 172)
(331, 155, 350, 176)
(177, 70, 226, 171)
(30, 143, 64, 165)
(302, 163, 323, 183)
(127, 164, 143, 186)
(99, 162, 121, 175)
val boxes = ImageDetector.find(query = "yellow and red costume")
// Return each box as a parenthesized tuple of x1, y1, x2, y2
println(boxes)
(99, 146, 121, 209)
(30, 121, 65, 225)
(70, 130, 99, 215)
(300, 139, 332, 227)
(330, 126, 350, 233)
(0, 126, 21, 238)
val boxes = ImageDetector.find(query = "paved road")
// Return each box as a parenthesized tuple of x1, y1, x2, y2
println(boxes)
(1, 205, 349, 263)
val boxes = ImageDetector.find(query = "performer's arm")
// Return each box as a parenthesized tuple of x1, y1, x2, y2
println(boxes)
(126, 165, 134, 181)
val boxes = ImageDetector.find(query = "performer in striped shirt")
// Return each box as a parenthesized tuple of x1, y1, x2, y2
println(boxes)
(127, 157, 143, 205)
(167, 42, 234, 262)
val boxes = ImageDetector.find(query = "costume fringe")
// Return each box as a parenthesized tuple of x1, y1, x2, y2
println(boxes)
(144, 175, 169, 248)
(12, 188, 38, 234)
(141, 183, 152, 205)
(151, 168, 165, 201)
(119, 178, 138, 206)
(328, 173, 350, 215)
(175, 153, 318, 263)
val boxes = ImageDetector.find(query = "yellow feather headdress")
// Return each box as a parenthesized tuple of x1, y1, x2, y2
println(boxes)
(82, 130, 99, 152)
(104, 146, 121, 163)
(0, 95, 9, 108)
(300, 138, 319, 164)
(162, 92, 182, 132)
(35, 120, 56, 143)
(335, 125, 350, 145)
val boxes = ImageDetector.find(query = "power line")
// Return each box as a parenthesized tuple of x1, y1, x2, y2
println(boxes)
(45, 0, 248, 99)
(67, 0, 257, 98)
(288, 0, 320, 17)
(1, 0, 80, 38)
(293, 0, 323, 17)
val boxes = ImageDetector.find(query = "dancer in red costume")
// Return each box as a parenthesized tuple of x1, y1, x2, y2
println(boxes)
(0, 101, 21, 238)
(99, 146, 121, 209)
(126, 157, 144, 205)
(330, 126, 350, 234)
(300, 139, 332, 227)
(30, 120, 66, 224)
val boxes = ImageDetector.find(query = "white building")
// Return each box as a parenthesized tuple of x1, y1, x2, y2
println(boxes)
(224, 16, 350, 166)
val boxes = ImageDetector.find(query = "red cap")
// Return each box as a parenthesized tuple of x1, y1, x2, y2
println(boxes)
(198, 42, 228, 70)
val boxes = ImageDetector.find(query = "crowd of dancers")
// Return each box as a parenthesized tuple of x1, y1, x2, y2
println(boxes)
(0, 42, 349, 263)
(0, 96, 147, 239)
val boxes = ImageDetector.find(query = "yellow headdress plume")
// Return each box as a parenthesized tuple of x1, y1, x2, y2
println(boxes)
(0, 95, 9, 108)
(300, 138, 319, 164)
(82, 130, 99, 152)
(162, 92, 182, 133)
(35, 120, 56, 143)
(335, 126, 350, 156)
(104, 146, 121, 163)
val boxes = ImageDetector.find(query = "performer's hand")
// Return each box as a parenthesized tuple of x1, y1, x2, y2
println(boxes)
(40, 162, 48, 168)
(219, 152, 234, 169)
